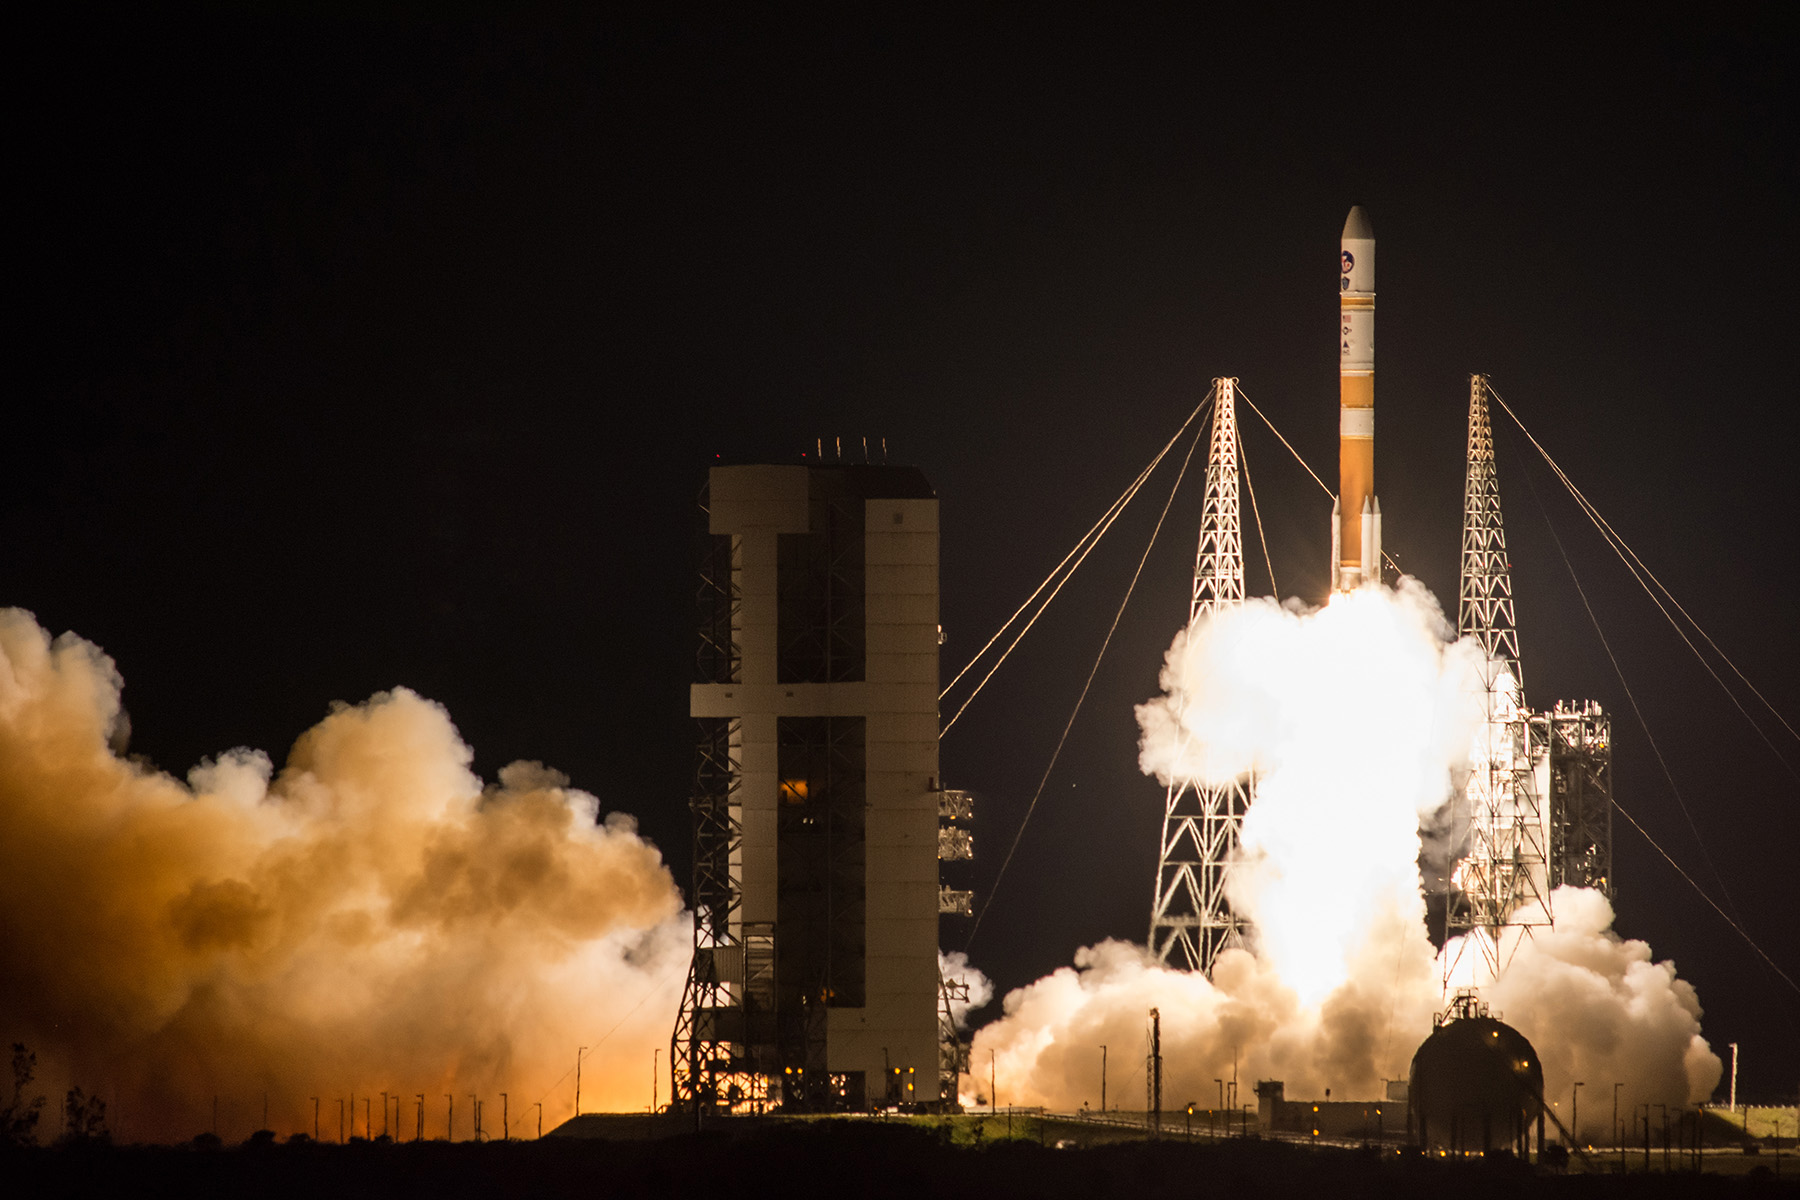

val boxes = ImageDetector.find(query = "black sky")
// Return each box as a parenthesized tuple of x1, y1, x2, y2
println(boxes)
(9, 8, 1798, 1101)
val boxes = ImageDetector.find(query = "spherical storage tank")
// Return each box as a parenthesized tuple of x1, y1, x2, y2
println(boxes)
(1408, 994, 1544, 1155)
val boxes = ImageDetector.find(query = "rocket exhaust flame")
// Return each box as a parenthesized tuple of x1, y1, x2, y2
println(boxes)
(969, 582, 1719, 1129)
(0, 608, 690, 1142)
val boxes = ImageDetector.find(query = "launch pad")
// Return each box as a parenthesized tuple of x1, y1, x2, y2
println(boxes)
(1150, 211, 1614, 988)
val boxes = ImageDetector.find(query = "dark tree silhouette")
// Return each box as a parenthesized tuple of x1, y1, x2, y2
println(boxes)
(1, 1044, 46, 1146)
(60, 1087, 109, 1146)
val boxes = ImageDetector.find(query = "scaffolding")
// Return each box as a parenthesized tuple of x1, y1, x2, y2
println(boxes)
(1537, 702, 1614, 897)
(1149, 379, 1252, 974)
(935, 788, 974, 1105)
(671, 714, 771, 1112)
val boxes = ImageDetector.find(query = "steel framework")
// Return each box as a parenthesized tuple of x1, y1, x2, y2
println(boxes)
(1448, 375, 1550, 981)
(935, 788, 973, 1105)
(671, 714, 770, 1112)
(1538, 702, 1614, 897)
(1149, 378, 1252, 974)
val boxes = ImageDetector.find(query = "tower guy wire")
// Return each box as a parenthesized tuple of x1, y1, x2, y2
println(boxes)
(940, 389, 1216, 738)
(1512, 430, 1797, 998)
(965, 401, 1209, 950)
(1489, 384, 1799, 774)
(1235, 385, 1403, 578)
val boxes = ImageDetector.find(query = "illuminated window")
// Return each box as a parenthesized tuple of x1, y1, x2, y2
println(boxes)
(780, 778, 809, 804)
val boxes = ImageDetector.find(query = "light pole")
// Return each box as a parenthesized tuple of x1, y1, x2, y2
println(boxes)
(471, 1094, 480, 1142)
(1620, 1086, 1634, 1173)
(534, 1102, 543, 1139)
(1572, 1082, 1584, 1148)
(416, 1095, 424, 1142)
(502, 1093, 510, 1142)
(652, 1048, 660, 1114)
(1215, 1079, 1224, 1140)
(447, 1095, 454, 1141)
(1100, 1046, 1107, 1114)
(576, 1047, 585, 1117)
(1185, 1103, 1194, 1141)
(380, 1091, 388, 1139)
(990, 1050, 998, 1116)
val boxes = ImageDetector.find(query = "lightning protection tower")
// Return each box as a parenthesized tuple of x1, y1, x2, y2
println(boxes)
(1447, 374, 1551, 981)
(1148, 378, 1251, 974)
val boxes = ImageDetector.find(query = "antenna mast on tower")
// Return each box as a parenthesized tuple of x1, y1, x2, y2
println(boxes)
(1149, 378, 1252, 974)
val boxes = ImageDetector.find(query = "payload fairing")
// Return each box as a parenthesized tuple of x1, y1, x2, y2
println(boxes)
(1333, 205, 1381, 591)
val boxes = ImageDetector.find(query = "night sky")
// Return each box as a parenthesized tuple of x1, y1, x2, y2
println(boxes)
(11, 10, 1798, 1101)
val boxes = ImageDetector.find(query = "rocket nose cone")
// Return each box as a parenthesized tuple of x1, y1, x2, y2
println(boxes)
(1342, 206, 1373, 241)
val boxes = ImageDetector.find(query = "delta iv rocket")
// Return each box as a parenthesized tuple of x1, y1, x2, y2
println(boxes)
(1332, 205, 1381, 591)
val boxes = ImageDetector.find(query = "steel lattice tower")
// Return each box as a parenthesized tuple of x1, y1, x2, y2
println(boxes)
(1448, 374, 1550, 980)
(1149, 378, 1252, 974)
(1458, 375, 1521, 682)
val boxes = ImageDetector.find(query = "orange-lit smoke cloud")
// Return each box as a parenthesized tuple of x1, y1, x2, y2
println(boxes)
(0, 608, 689, 1143)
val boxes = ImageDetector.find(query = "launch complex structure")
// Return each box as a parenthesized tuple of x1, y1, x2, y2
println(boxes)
(1148, 208, 1615, 986)
(670, 207, 1618, 1118)
(669, 464, 972, 1116)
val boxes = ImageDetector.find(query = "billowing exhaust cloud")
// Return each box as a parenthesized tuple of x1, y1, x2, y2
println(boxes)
(972, 582, 1719, 1134)
(0, 608, 689, 1143)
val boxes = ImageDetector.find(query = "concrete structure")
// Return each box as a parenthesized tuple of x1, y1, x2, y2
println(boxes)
(1253, 1081, 1402, 1142)
(671, 463, 946, 1113)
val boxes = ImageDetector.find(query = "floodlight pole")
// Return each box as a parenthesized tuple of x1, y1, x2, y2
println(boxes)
(1620, 1086, 1634, 1173)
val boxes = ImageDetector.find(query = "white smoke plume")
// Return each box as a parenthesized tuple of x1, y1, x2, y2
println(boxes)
(939, 950, 995, 1030)
(0, 608, 690, 1143)
(971, 581, 1719, 1127)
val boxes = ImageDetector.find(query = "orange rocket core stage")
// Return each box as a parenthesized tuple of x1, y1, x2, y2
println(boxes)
(1336, 205, 1376, 589)
(1338, 348, 1374, 575)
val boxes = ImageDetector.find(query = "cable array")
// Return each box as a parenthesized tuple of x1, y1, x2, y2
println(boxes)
(1488, 384, 1799, 778)
(964, 399, 1211, 948)
(939, 389, 1215, 738)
